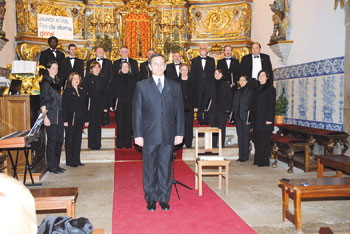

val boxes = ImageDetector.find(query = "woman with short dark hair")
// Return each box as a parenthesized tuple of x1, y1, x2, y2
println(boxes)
(251, 70, 276, 166)
(40, 60, 64, 174)
(109, 61, 136, 149)
(84, 61, 108, 150)
(63, 72, 88, 167)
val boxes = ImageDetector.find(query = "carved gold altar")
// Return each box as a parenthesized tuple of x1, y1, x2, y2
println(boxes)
(14, 0, 253, 64)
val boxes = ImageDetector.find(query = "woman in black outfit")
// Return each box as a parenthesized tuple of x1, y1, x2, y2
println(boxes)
(109, 61, 136, 149)
(202, 69, 232, 148)
(40, 60, 65, 174)
(84, 61, 108, 150)
(232, 75, 253, 162)
(63, 72, 88, 167)
(251, 70, 276, 166)
(179, 63, 197, 148)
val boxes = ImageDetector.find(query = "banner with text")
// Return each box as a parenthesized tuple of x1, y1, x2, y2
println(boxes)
(37, 14, 73, 40)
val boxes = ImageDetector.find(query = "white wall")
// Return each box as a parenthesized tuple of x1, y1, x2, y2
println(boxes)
(251, 0, 345, 68)
(0, 0, 16, 67)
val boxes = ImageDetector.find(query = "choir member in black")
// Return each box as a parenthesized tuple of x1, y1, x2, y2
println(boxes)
(85, 46, 113, 83)
(240, 42, 273, 89)
(63, 72, 88, 167)
(165, 51, 182, 82)
(191, 45, 216, 124)
(39, 36, 65, 75)
(40, 60, 65, 174)
(202, 69, 232, 148)
(59, 44, 84, 89)
(179, 63, 197, 148)
(138, 49, 155, 81)
(109, 61, 136, 149)
(84, 62, 108, 150)
(217, 45, 240, 87)
(113, 46, 139, 78)
(251, 70, 276, 166)
(231, 75, 253, 162)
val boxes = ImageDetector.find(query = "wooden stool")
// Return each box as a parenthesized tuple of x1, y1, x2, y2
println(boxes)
(195, 127, 230, 196)
(30, 187, 78, 218)
(92, 228, 105, 234)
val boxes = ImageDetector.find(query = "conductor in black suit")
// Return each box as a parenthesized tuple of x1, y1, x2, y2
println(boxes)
(165, 51, 182, 82)
(217, 45, 240, 87)
(59, 44, 84, 89)
(39, 36, 65, 74)
(191, 45, 215, 124)
(85, 46, 113, 83)
(113, 46, 139, 78)
(240, 42, 273, 89)
(132, 54, 184, 212)
(138, 49, 155, 81)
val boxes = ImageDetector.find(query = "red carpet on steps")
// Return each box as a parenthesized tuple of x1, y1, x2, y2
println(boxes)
(112, 161, 256, 234)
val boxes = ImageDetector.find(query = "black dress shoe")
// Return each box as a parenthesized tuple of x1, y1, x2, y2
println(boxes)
(240, 159, 248, 162)
(147, 201, 156, 211)
(49, 169, 63, 174)
(77, 163, 85, 167)
(58, 167, 66, 171)
(159, 202, 170, 211)
(236, 159, 242, 162)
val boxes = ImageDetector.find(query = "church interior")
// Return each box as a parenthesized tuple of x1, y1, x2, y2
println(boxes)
(0, 0, 350, 233)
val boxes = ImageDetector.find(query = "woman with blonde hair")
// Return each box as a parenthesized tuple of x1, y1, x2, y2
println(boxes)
(0, 174, 37, 234)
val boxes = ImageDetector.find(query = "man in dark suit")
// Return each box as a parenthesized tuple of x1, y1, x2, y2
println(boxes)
(138, 49, 154, 81)
(240, 42, 273, 88)
(191, 45, 215, 124)
(165, 51, 182, 82)
(39, 36, 65, 73)
(85, 46, 113, 83)
(217, 45, 240, 86)
(113, 46, 139, 78)
(59, 44, 84, 89)
(132, 54, 184, 212)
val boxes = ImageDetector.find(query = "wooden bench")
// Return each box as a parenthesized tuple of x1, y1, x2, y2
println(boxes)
(270, 133, 309, 173)
(30, 187, 78, 218)
(92, 228, 105, 234)
(278, 177, 350, 231)
(315, 154, 350, 178)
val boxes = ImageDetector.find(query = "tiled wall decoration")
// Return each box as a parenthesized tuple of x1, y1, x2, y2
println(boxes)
(274, 57, 344, 131)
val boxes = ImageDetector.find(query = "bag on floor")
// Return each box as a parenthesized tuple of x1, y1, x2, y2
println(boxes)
(37, 215, 94, 234)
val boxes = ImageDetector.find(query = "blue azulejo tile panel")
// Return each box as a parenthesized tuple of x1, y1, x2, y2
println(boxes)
(274, 57, 344, 131)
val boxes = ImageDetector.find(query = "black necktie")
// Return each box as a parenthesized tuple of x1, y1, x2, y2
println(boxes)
(225, 57, 231, 60)
(122, 59, 127, 62)
(51, 49, 56, 53)
(69, 57, 75, 60)
(254, 55, 260, 59)
(97, 58, 103, 61)
(201, 57, 206, 60)
(175, 63, 180, 66)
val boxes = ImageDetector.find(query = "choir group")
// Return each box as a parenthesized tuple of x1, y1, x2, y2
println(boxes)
(39, 36, 276, 174)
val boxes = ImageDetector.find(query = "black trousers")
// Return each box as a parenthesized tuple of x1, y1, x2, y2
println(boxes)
(235, 118, 250, 161)
(184, 111, 194, 148)
(142, 144, 173, 203)
(45, 112, 64, 171)
(209, 110, 227, 148)
(253, 130, 272, 166)
(88, 111, 103, 149)
(116, 103, 132, 148)
(65, 118, 84, 166)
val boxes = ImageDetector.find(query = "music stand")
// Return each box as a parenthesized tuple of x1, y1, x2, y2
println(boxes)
(8, 79, 22, 95)
(172, 146, 192, 200)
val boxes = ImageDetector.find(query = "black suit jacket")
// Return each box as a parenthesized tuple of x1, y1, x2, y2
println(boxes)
(251, 83, 276, 132)
(59, 57, 84, 88)
(240, 53, 273, 82)
(232, 86, 253, 121)
(165, 63, 181, 82)
(132, 77, 185, 145)
(217, 58, 240, 85)
(39, 48, 65, 67)
(113, 58, 139, 78)
(138, 61, 151, 81)
(85, 58, 113, 83)
(202, 79, 232, 112)
(191, 56, 216, 81)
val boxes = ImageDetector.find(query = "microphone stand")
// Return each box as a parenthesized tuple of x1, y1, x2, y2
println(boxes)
(172, 146, 192, 200)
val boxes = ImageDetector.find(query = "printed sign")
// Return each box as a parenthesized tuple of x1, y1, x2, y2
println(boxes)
(37, 14, 73, 40)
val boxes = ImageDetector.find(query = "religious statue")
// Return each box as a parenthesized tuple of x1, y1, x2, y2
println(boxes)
(269, 0, 290, 44)
(0, 0, 6, 37)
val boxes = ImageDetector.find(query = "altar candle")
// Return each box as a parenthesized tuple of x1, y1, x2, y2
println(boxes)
(102, 4, 104, 21)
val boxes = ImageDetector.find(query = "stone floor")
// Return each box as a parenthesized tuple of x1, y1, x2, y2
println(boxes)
(36, 156, 350, 234)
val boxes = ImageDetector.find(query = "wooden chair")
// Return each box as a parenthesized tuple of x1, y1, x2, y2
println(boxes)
(195, 127, 230, 196)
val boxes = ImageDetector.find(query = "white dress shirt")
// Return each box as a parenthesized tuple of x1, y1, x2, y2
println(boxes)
(69, 57, 75, 68)
(96, 57, 103, 68)
(225, 57, 231, 69)
(174, 63, 180, 77)
(252, 54, 262, 79)
(201, 57, 206, 70)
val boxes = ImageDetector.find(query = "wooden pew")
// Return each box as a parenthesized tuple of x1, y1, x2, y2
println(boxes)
(30, 187, 78, 218)
(270, 133, 309, 173)
(279, 177, 350, 231)
(315, 154, 350, 178)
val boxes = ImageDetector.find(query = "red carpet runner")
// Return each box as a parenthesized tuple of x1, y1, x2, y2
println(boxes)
(112, 161, 256, 234)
